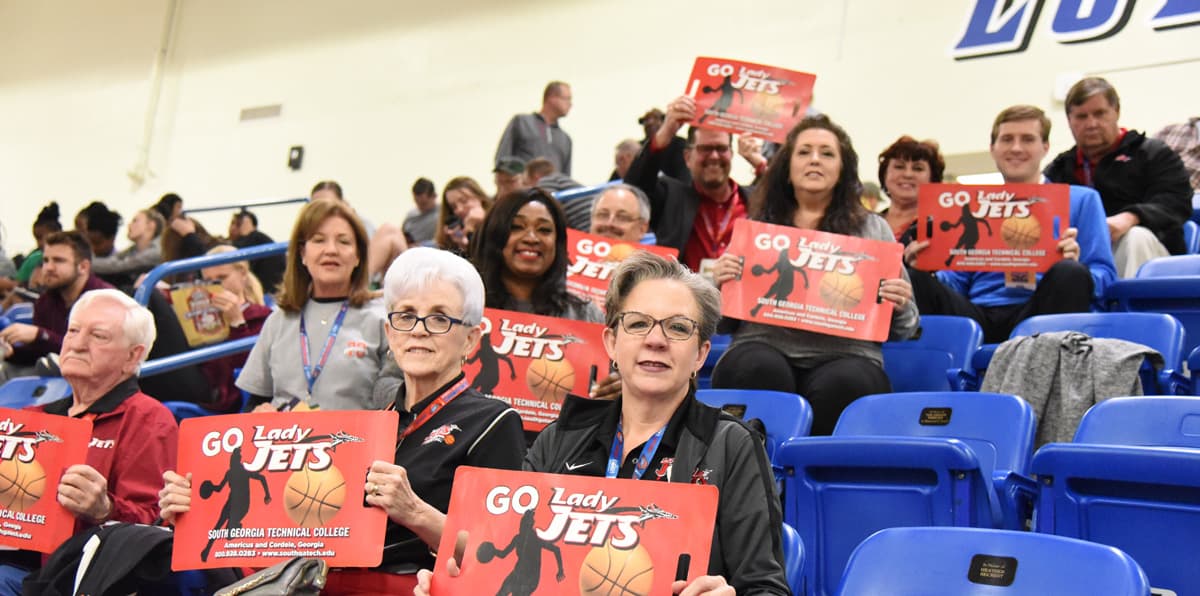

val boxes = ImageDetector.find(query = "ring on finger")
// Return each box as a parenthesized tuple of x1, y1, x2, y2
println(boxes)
(366, 482, 376, 496)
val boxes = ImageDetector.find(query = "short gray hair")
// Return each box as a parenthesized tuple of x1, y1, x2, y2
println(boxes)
(615, 139, 640, 155)
(593, 183, 651, 223)
(70, 289, 157, 364)
(383, 247, 484, 325)
(604, 252, 720, 343)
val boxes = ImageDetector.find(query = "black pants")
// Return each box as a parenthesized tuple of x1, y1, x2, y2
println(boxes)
(711, 343, 892, 436)
(909, 260, 1094, 344)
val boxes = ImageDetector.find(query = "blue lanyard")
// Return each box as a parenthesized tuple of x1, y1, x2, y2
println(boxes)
(606, 421, 667, 480)
(299, 301, 350, 396)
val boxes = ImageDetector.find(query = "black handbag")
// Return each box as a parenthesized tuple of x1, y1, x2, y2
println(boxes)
(214, 556, 329, 595)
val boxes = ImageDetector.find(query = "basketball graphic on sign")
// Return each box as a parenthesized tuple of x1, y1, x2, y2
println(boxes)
(526, 355, 576, 404)
(579, 541, 655, 596)
(284, 463, 346, 527)
(0, 458, 45, 512)
(606, 243, 637, 262)
(819, 271, 864, 312)
(1002, 215, 1041, 249)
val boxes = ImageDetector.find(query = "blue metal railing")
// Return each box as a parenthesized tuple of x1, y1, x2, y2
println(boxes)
(553, 181, 620, 203)
(134, 241, 288, 306)
(182, 196, 309, 215)
(136, 242, 288, 379)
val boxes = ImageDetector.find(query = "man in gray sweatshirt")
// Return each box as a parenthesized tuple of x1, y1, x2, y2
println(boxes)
(495, 81, 573, 176)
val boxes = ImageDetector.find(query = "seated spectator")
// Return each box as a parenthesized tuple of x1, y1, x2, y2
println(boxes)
(0, 202, 62, 303)
(435, 176, 492, 255)
(196, 245, 273, 413)
(637, 107, 691, 184)
(92, 208, 165, 290)
(878, 136, 945, 244)
(151, 193, 184, 223)
(609, 138, 641, 181)
(710, 115, 919, 435)
(415, 252, 789, 595)
(471, 189, 603, 323)
(591, 183, 651, 243)
(313, 179, 377, 238)
(162, 247, 525, 593)
(626, 95, 751, 273)
(0, 232, 113, 381)
(78, 202, 121, 261)
(403, 177, 440, 245)
(526, 157, 586, 231)
(906, 105, 1116, 343)
(160, 216, 217, 283)
(1154, 116, 1199, 191)
(492, 157, 529, 199)
(0, 289, 177, 591)
(1044, 77, 1192, 277)
(236, 198, 395, 411)
(860, 181, 887, 213)
(228, 209, 286, 295)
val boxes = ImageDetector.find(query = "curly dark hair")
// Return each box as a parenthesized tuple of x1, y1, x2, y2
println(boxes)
(470, 188, 588, 317)
(748, 114, 868, 235)
(877, 135, 945, 197)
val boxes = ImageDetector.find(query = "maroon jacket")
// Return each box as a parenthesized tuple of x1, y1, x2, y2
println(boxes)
(38, 377, 178, 528)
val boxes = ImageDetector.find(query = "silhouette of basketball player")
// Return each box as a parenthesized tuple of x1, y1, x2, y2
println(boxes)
(199, 447, 272, 562)
(749, 248, 809, 317)
(466, 332, 516, 394)
(484, 509, 565, 596)
(698, 75, 744, 123)
(942, 203, 993, 267)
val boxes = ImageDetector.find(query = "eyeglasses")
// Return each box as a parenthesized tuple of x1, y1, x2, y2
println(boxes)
(387, 312, 465, 334)
(692, 144, 731, 156)
(594, 211, 641, 225)
(615, 312, 699, 341)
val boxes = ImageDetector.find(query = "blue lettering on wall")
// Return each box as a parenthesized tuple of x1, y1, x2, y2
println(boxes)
(1050, 0, 1135, 43)
(952, 0, 1045, 60)
(952, 0, 1199, 59)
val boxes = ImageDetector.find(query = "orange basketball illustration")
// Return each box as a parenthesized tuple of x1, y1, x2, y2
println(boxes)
(526, 356, 575, 404)
(606, 243, 637, 262)
(580, 541, 655, 596)
(818, 271, 864, 312)
(0, 458, 45, 512)
(284, 463, 345, 527)
(1001, 215, 1041, 249)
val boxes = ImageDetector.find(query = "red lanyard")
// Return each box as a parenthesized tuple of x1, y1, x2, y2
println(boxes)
(698, 196, 737, 252)
(398, 378, 470, 440)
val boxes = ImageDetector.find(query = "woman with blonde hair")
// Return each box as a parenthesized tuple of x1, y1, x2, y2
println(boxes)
(197, 245, 272, 412)
(236, 199, 395, 411)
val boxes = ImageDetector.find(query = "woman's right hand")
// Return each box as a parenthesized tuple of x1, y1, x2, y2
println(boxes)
(414, 557, 461, 596)
(711, 253, 743, 287)
(209, 288, 245, 327)
(902, 240, 930, 270)
(158, 470, 192, 526)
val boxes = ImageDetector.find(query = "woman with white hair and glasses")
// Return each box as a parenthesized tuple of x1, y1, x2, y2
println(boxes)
(160, 247, 525, 594)
(416, 252, 788, 596)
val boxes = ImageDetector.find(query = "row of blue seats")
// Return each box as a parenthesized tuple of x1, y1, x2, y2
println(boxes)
(698, 388, 1200, 595)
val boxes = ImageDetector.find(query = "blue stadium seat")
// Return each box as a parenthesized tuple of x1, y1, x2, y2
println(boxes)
(1108, 254, 1200, 360)
(835, 527, 1149, 596)
(696, 333, 730, 390)
(639, 231, 657, 245)
(3, 303, 33, 325)
(971, 312, 1189, 394)
(696, 389, 812, 472)
(1032, 395, 1200, 594)
(881, 315, 982, 392)
(1074, 396, 1200, 448)
(833, 391, 1037, 531)
(781, 522, 804, 596)
(777, 391, 1010, 595)
(1184, 220, 1199, 254)
(1191, 346, 1200, 395)
(1135, 253, 1200, 276)
(0, 376, 72, 409)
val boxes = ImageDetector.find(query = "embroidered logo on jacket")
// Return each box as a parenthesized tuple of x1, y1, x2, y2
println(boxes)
(691, 468, 712, 485)
(88, 438, 115, 449)
(344, 340, 368, 358)
(654, 457, 674, 480)
(423, 424, 461, 446)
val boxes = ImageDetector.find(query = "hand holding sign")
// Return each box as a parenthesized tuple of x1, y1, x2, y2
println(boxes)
(57, 464, 111, 523)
